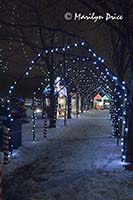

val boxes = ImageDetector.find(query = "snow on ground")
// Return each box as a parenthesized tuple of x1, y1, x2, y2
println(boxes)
(3, 110, 133, 200)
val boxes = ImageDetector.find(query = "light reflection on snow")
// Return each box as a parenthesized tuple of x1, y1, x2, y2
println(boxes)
(11, 150, 19, 157)
(121, 161, 130, 165)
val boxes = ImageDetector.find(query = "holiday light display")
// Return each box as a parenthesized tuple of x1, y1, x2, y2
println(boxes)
(2, 40, 127, 162)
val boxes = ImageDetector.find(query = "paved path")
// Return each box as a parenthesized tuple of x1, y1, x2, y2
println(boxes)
(4, 110, 131, 200)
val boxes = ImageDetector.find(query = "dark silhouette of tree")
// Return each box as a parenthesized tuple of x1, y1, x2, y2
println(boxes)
(78, 0, 133, 162)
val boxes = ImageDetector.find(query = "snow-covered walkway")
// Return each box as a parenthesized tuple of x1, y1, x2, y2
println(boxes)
(3, 110, 133, 200)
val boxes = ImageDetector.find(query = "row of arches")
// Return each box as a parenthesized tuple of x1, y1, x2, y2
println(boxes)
(4, 40, 131, 163)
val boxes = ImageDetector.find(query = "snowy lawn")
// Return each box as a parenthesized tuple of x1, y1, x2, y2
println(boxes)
(3, 110, 133, 200)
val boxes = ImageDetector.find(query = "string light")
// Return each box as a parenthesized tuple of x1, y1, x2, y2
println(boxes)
(4, 40, 128, 161)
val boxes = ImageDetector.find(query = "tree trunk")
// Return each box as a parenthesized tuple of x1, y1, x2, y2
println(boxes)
(80, 96, 84, 113)
(49, 66, 56, 128)
(54, 95, 58, 121)
(125, 82, 133, 162)
(125, 51, 133, 162)
(76, 93, 79, 118)
(42, 96, 46, 119)
(67, 92, 71, 119)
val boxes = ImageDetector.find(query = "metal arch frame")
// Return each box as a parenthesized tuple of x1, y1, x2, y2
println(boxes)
(6, 40, 128, 162)
(8, 43, 128, 96)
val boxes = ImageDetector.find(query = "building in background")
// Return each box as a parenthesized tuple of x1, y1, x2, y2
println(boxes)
(93, 94, 110, 110)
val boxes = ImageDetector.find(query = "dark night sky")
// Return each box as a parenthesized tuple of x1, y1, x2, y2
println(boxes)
(0, 0, 132, 96)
